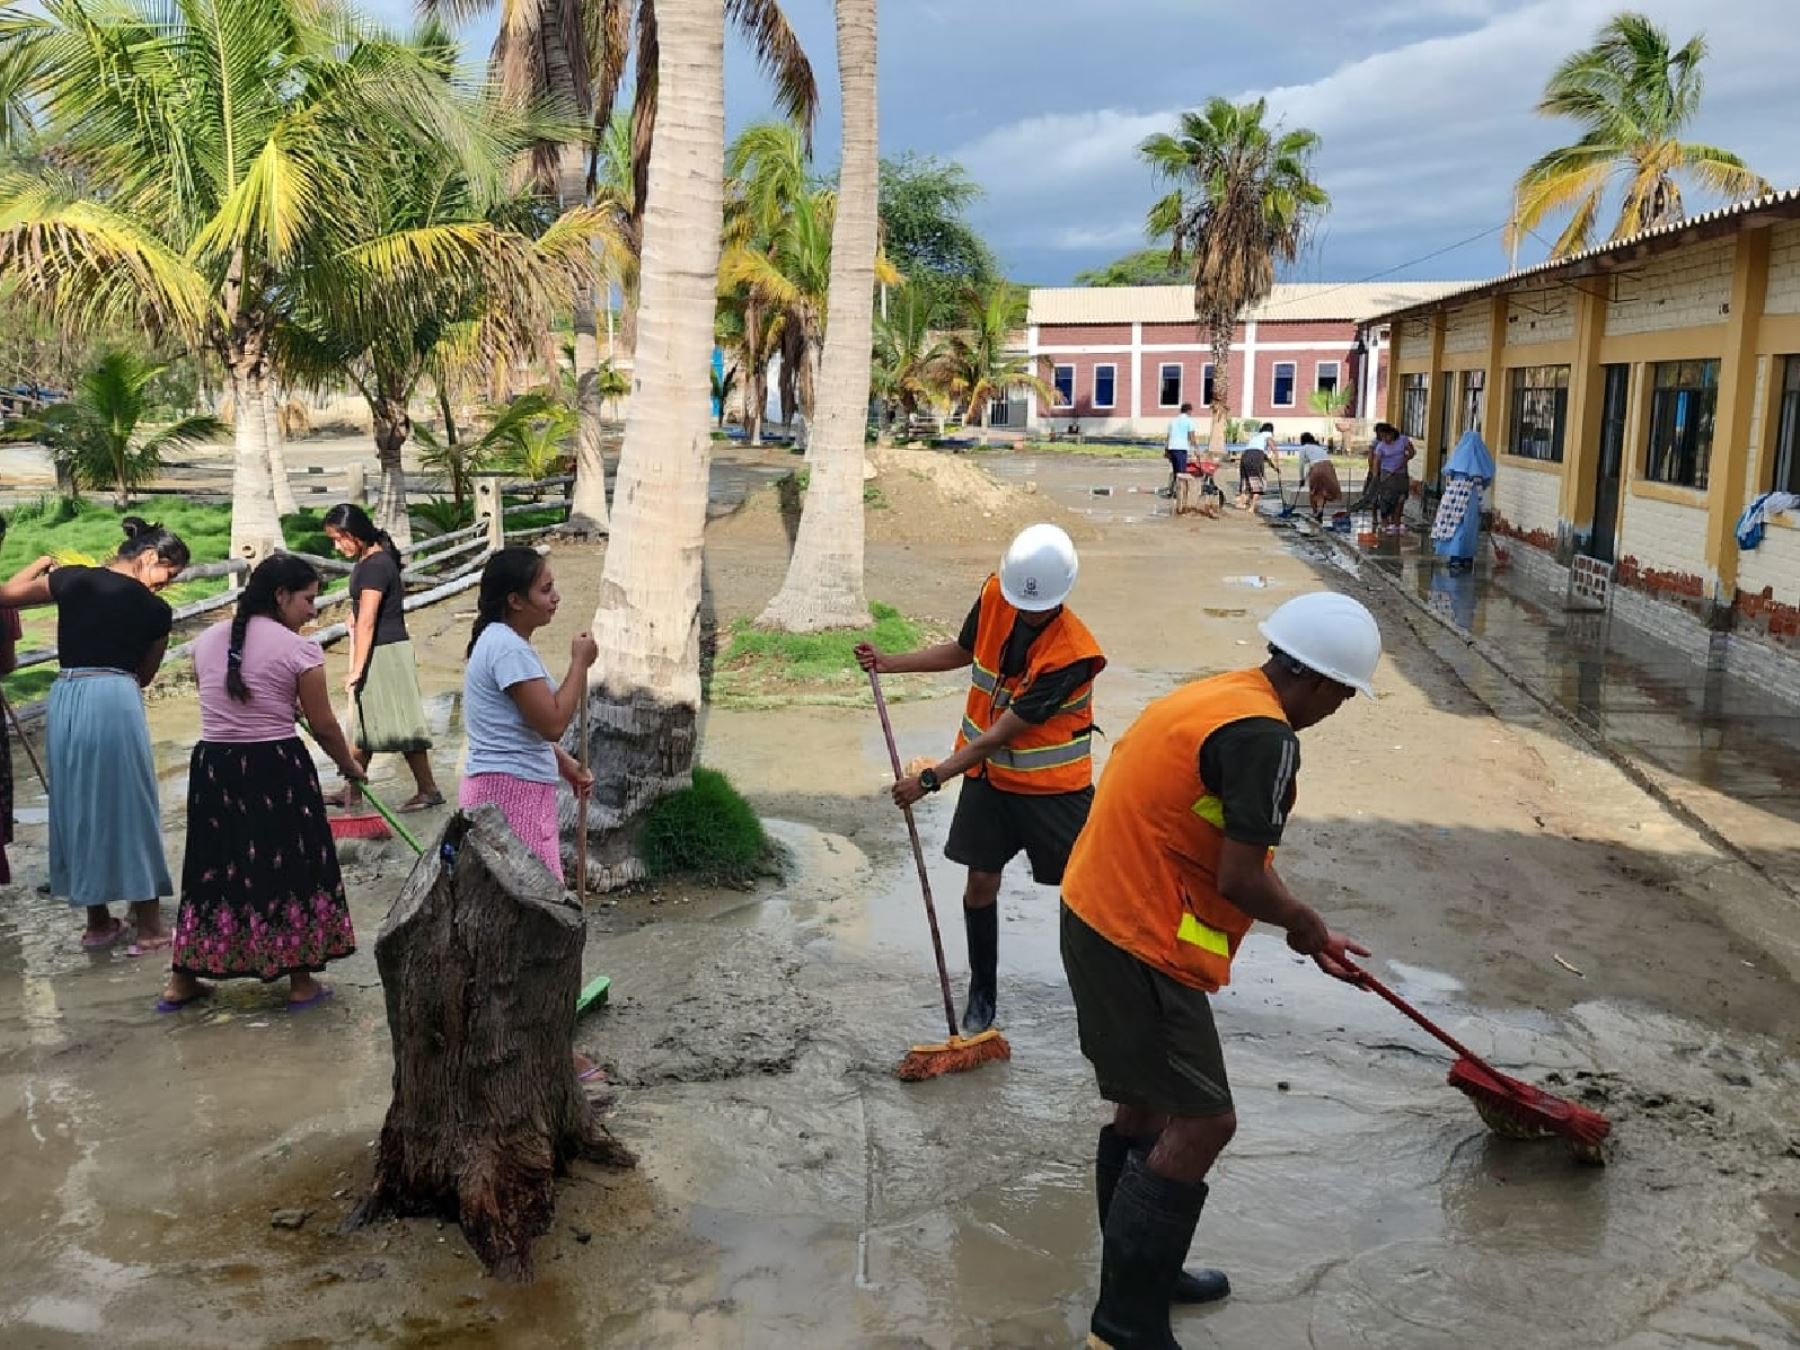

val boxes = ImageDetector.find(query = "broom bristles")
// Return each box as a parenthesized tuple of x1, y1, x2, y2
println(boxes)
(1450, 1057, 1612, 1147)
(896, 1029, 1011, 1081)
(328, 813, 391, 841)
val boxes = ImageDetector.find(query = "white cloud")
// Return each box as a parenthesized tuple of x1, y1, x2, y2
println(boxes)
(950, 0, 1800, 281)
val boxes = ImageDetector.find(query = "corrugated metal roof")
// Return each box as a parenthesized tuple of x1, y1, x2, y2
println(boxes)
(1026, 280, 1477, 328)
(1364, 188, 1800, 324)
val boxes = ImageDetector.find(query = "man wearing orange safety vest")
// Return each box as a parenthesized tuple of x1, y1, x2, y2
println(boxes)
(855, 523, 1104, 1036)
(1060, 591, 1382, 1348)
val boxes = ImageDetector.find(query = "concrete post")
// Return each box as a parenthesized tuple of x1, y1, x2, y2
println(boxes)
(1479, 295, 1508, 455)
(1558, 287, 1609, 551)
(474, 473, 505, 552)
(1704, 228, 1771, 612)
(344, 461, 367, 506)
(1422, 311, 1448, 483)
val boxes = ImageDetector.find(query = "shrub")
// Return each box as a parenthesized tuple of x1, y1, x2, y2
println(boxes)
(639, 767, 773, 887)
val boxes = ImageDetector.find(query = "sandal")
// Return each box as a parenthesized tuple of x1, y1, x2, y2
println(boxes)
(323, 788, 361, 810)
(286, 985, 335, 1013)
(156, 983, 214, 1014)
(398, 791, 446, 813)
(81, 920, 127, 951)
(126, 935, 173, 958)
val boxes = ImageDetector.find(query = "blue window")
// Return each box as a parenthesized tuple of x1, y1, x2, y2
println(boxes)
(1053, 365, 1075, 407)
(1272, 362, 1296, 407)
(1093, 365, 1116, 409)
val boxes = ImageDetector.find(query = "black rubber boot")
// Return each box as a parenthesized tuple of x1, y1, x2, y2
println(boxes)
(1090, 1154, 1208, 1349)
(1095, 1127, 1230, 1306)
(961, 904, 998, 1033)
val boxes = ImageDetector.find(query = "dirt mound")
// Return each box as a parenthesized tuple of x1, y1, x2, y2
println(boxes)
(710, 446, 1090, 552)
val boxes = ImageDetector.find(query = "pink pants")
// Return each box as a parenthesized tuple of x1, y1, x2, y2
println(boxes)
(459, 773, 563, 881)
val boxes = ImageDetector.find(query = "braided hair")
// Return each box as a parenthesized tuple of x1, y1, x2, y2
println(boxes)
(116, 515, 192, 569)
(322, 502, 400, 564)
(227, 553, 320, 702)
(468, 546, 546, 657)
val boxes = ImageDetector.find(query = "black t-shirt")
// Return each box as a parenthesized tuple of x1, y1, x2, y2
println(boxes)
(1197, 716, 1299, 847)
(49, 566, 173, 675)
(350, 549, 408, 646)
(957, 597, 1096, 726)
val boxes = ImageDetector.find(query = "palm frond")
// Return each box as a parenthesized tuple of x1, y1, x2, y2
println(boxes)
(724, 0, 817, 146)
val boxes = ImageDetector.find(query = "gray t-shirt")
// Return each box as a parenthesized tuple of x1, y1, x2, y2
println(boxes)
(463, 623, 558, 783)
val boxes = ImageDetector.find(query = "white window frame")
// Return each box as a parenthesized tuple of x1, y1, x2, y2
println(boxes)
(1272, 361, 1297, 407)
(1315, 361, 1340, 394)
(1092, 363, 1117, 410)
(1051, 364, 1075, 409)
(1201, 363, 1215, 409)
(1158, 362, 1183, 408)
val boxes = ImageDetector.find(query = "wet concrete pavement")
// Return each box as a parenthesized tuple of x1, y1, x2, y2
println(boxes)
(1329, 522, 1800, 902)
(3, 447, 1799, 1347)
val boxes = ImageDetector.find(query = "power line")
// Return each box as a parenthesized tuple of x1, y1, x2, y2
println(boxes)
(1254, 219, 1512, 316)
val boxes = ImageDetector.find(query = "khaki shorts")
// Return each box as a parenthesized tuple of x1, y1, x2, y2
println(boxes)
(1060, 902, 1234, 1117)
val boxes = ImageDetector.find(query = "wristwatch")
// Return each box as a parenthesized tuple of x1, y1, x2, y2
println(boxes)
(918, 767, 942, 794)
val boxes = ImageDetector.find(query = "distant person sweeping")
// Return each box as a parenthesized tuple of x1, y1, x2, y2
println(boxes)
(321, 504, 442, 812)
(0, 519, 189, 951)
(1297, 432, 1340, 521)
(460, 548, 596, 881)
(1164, 404, 1197, 498)
(1060, 592, 1380, 1346)
(159, 555, 363, 1013)
(1355, 423, 1416, 530)
(856, 523, 1105, 1036)
(1235, 423, 1277, 513)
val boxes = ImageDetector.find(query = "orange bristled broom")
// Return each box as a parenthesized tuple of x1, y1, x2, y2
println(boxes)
(1343, 960, 1612, 1163)
(867, 667, 1010, 1081)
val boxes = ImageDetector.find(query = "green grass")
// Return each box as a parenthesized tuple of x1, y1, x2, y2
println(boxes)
(1013, 440, 1164, 459)
(640, 767, 774, 888)
(720, 601, 921, 685)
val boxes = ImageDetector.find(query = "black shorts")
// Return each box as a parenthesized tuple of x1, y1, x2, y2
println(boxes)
(1059, 903, 1234, 1117)
(944, 774, 1093, 885)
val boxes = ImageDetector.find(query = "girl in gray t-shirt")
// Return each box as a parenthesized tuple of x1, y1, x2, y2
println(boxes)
(458, 548, 597, 881)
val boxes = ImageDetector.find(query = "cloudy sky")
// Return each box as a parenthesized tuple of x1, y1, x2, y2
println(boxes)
(398, 0, 1800, 287)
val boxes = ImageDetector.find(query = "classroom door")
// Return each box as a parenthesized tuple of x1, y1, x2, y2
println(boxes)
(1589, 364, 1628, 563)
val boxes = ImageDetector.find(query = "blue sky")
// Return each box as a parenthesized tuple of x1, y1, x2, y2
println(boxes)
(382, 0, 1800, 288)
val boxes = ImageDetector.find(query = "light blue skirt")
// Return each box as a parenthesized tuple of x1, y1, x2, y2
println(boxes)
(48, 668, 172, 907)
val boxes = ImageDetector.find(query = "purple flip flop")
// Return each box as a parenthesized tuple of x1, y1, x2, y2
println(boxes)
(285, 985, 335, 1013)
(156, 984, 214, 1015)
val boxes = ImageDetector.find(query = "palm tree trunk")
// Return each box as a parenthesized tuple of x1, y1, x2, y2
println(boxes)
(1207, 314, 1232, 458)
(758, 0, 877, 632)
(226, 356, 286, 564)
(745, 301, 765, 447)
(371, 396, 414, 549)
(264, 384, 299, 518)
(577, 0, 725, 890)
(569, 283, 612, 535)
(438, 384, 459, 447)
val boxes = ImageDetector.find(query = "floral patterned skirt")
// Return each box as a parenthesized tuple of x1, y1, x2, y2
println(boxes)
(172, 738, 355, 981)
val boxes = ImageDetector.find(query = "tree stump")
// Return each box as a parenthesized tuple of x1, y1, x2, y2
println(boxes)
(351, 806, 635, 1280)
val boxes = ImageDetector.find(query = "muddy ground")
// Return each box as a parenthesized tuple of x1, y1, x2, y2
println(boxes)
(1, 447, 1797, 1348)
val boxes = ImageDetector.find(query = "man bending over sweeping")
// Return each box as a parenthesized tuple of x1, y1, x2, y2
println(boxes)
(856, 523, 1105, 1037)
(1060, 591, 1379, 1347)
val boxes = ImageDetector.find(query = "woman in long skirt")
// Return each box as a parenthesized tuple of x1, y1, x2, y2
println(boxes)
(321, 504, 442, 812)
(0, 518, 188, 950)
(160, 554, 364, 1012)
(460, 548, 595, 880)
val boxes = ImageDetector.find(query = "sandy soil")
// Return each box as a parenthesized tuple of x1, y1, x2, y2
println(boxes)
(0, 448, 1796, 1347)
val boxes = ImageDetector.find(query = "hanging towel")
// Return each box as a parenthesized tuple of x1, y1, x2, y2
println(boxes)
(1735, 491, 1799, 551)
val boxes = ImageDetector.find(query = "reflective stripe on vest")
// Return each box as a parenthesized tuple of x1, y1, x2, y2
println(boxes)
(1176, 912, 1232, 957)
(970, 661, 999, 695)
(960, 716, 1094, 771)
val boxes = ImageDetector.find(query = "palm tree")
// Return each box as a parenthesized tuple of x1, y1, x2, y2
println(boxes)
(722, 119, 811, 448)
(757, 0, 878, 633)
(0, 0, 479, 563)
(0, 350, 224, 506)
(871, 282, 950, 439)
(720, 187, 834, 428)
(1508, 14, 1770, 260)
(1308, 384, 1350, 448)
(943, 281, 1058, 444)
(276, 56, 610, 547)
(578, 0, 728, 889)
(1141, 98, 1329, 458)
(429, 0, 815, 539)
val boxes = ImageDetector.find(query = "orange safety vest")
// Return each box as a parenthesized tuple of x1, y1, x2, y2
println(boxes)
(953, 574, 1106, 795)
(1062, 669, 1292, 992)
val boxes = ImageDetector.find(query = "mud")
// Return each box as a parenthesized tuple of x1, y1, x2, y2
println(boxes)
(1, 448, 1798, 1346)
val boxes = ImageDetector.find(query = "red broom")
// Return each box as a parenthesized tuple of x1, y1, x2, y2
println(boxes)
(867, 667, 1010, 1081)
(1344, 960, 1612, 1163)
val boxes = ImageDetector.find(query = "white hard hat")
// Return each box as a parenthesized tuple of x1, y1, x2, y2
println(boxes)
(999, 523, 1078, 611)
(1257, 592, 1382, 698)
